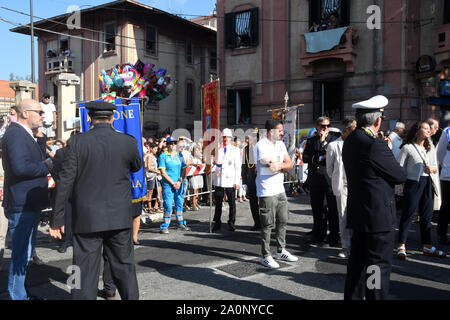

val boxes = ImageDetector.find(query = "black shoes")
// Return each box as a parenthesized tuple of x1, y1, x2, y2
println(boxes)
(228, 222, 236, 232)
(57, 245, 67, 253)
(212, 222, 221, 232)
(133, 240, 141, 246)
(98, 289, 116, 300)
(30, 256, 44, 265)
(250, 225, 261, 231)
(438, 236, 450, 245)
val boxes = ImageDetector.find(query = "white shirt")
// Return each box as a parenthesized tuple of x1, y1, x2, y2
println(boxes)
(16, 121, 37, 142)
(389, 131, 403, 160)
(40, 102, 56, 125)
(255, 137, 288, 197)
(213, 144, 241, 188)
(397, 143, 438, 181)
(437, 127, 450, 181)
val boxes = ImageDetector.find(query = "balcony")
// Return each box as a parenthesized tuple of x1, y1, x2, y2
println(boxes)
(435, 24, 450, 66)
(45, 56, 75, 76)
(300, 27, 358, 76)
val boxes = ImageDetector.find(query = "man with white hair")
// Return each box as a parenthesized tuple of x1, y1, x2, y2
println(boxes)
(212, 128, 241, 232)
(388, 121, 406, 160)
(427, 118, 441, 146)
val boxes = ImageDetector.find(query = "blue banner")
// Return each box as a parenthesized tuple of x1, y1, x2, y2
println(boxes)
(79, 98, 147, 202)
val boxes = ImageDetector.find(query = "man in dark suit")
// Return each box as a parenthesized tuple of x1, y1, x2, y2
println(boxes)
(1, 99, 51, 300)
(343, 95, 407, 300)
(303, 116, 339, 246)
(49, 101, 142, 300)
(242, 130, 260, 231)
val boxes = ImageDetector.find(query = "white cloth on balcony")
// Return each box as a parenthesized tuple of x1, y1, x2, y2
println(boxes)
(304, 27, 348, 53)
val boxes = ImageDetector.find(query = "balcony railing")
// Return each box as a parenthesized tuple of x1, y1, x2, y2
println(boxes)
(435, 24, 450, 66)
(300, 27, 358, 76)
(45, 56, 75, 76)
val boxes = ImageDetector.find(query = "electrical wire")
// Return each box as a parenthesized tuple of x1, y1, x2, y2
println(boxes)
(0, 15, 218, 64)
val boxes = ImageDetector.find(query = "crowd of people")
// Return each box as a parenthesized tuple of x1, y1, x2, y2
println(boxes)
(0, 93, 449, 300)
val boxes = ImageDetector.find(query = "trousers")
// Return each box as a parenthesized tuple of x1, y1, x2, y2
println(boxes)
(309, 185, 339, 242)
(437, 180, 450, 238)
(344, 230, 394, 300)
(214, 186, 236, 225)
(259, 193, 288, 257)
(71, 228, 139, 300)
(398, 177, 433, 245)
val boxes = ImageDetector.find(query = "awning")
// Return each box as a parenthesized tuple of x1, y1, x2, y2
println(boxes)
(304, 27, 348, 53)
(428, 97, 450, 105)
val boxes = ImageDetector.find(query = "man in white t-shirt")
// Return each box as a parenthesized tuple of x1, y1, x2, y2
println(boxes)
(255, 119, 298, 269)
(40, 93, 57, 138)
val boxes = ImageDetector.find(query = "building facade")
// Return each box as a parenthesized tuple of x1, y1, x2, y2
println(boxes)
(218, 0, 450, 132)
(12, 0, 217, 137)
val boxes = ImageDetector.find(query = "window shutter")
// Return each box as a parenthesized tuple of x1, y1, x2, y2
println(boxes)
(341, 0, 350, 27)
(309, 0, 320, 28)
(227, 90, 237, 125)
(445, 0, 450, 24)
(225, 12, 236, 49)
(249, 7, 259, 46)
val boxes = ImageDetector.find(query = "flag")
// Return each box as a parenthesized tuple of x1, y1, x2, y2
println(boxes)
(79, 97, 147, 202)
(282, 108, 297, 180)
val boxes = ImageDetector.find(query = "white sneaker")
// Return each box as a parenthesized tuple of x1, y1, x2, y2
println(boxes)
(261, 256, 280, 269)
(275, 249, 298, 262)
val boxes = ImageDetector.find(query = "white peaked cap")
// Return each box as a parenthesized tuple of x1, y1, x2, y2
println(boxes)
(352, 95, 388, 112)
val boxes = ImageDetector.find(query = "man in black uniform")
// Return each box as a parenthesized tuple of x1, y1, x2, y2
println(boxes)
(242, 129, 260, 231)
(49, 101, 142, 300)
(343, 95, 406, 300)
(303, 116, 339, 246)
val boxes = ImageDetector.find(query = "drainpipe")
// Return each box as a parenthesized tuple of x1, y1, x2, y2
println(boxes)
(175, 40, 180, 129)
(372, 0, 378, 95)
(287, 0, 291, 95)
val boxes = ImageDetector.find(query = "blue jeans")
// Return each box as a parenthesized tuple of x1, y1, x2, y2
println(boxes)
(6, 210, 40, 300)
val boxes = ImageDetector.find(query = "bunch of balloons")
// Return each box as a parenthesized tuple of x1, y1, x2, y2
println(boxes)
(99, 59, 174, 105)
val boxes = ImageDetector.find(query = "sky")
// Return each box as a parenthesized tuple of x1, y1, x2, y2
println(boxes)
(0, 0, 216, 81)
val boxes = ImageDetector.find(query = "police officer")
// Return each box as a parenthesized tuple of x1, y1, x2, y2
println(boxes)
(303, 116, 339, 246)
(49, 101, 142, 300)
(212, 128, 242, 232)
(343, 95, 407, 300)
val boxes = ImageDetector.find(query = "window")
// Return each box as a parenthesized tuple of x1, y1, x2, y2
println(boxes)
(210, 48, 217, 71)
(59, 35, 69, 52)
(227, 89, 252, 125)
(104, 22, 116, 52)
(146, 25, 157, 55)
(186, 41, 193, 65)
(225, 8, 259, 49)
(309, 0, 350, 29)
(445, 0, 450, 24)
(313, 79, 343, 121)
(186, 81, 194, 111)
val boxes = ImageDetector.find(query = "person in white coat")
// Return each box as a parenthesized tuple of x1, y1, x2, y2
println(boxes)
(212, 128, 242, 232)
(437, 120, 450, 245)
(326, 117, 357, 258)
(388, 121, 406, 160)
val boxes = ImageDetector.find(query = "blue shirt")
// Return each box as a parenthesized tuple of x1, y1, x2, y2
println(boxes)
(158, 151, 186, 183)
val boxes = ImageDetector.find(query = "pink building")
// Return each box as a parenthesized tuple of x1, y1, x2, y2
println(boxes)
(218, 0, 450, 131)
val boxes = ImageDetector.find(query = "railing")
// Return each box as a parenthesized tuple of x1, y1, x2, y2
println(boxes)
(45, 56, 75, 75)
(299, 26, 358, 76)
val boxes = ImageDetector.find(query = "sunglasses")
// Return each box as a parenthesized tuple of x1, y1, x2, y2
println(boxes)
(27, 110, 45, 116)
(320, 124, 330, 128)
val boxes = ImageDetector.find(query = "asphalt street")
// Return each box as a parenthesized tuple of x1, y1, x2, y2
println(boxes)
(0, 194, 449, 300)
